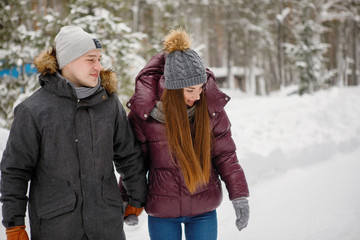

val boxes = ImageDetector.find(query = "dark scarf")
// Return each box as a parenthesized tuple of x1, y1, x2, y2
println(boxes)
(57, 72, 101, 99)
(150, 101, 195, 123)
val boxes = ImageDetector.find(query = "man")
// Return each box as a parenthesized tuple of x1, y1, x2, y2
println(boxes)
(0, 26, 147, 240)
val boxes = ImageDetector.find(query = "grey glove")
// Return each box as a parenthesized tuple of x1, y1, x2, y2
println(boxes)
(232, 197, 249, 231)
(124, 214, 139, 226)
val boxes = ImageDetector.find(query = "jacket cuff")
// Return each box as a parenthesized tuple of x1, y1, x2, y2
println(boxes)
(4, 217, 25, 228)
(128, 199, 144, 208)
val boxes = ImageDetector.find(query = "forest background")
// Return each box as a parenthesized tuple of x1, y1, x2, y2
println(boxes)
(0, 0, 359, 128)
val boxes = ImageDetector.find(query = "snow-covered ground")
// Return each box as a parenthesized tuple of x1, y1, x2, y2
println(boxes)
(1, 86, 359, 239)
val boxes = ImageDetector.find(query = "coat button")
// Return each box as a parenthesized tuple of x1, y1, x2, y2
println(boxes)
(127, 103, 131, 107)
(212, 113, 216, 116)
(144, 114, 148, 118)
(225, 97, 229, 101)
(102, 95, 106, 100)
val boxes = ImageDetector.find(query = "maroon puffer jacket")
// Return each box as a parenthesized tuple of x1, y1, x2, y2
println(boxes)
(124, 53, 249, 218)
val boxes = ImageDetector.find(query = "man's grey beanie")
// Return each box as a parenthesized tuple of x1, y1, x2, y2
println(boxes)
(164, 49, 207, 89)
(54, 26, 102, 69)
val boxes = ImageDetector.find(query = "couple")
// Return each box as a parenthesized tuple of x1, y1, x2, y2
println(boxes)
(0, 26, 249, 240)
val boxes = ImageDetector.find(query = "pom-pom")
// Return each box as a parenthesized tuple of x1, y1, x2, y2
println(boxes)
(163, 28, 191, 53)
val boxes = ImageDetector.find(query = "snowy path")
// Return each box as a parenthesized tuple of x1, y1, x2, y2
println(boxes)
(217, 148, 360, 240)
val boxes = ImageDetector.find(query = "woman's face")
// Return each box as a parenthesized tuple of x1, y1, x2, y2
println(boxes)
(183, 83, 204, 107)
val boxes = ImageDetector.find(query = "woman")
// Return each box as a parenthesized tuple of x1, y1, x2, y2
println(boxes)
(121, 29, 249, 240)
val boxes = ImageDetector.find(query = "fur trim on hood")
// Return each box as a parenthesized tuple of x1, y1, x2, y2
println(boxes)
(34, 47, 118, 94)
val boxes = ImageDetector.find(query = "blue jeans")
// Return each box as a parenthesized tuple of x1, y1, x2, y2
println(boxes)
(148, 210, 217, 240)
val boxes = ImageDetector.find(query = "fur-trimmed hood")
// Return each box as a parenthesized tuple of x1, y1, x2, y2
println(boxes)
(34, 48, 118, 94)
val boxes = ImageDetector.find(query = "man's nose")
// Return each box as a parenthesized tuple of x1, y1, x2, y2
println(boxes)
(94, 60, 102, 70)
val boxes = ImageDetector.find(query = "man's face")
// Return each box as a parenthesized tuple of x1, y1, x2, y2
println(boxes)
(62, 49, 102, 88)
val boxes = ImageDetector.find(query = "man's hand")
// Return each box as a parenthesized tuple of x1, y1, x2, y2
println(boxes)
(6, 225, 29, 240)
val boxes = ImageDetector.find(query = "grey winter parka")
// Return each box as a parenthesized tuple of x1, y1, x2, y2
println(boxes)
(0, 49, 147, 240)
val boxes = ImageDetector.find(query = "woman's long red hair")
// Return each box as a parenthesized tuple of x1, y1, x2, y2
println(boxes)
(162, 89, 211, 193)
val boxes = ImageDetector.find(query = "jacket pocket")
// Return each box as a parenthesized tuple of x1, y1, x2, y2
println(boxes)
(102, 176, 124, 207)
(37, 191, 76, 219)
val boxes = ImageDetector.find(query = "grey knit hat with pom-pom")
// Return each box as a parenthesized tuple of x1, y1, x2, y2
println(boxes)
(164, 29, 207, 89)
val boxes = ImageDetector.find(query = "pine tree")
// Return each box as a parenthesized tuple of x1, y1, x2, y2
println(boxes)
(283, 0, 336, 95)
(0, 0, 56, 127)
